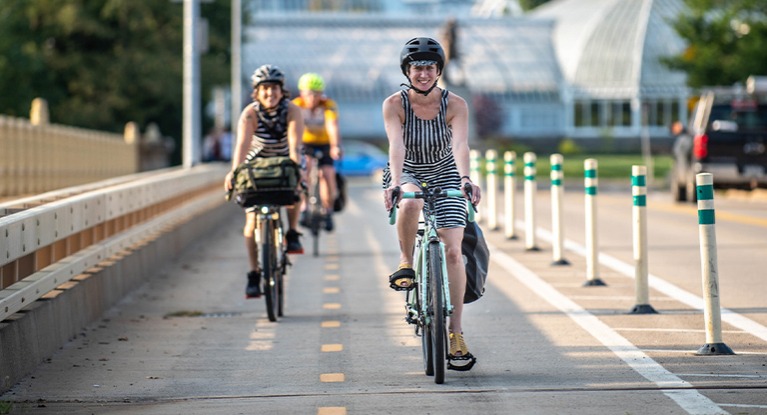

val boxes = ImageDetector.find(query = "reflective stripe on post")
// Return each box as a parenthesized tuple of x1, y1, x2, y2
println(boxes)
(695, 173, 734, 355)
(550, 154, 569, 265)
(470, 149, 483, 223)
(523, 152, 540, 251)
(583, 159, 605, 286)
(629, 165, 656, 314)
(485, 149, 498, 231)
(503, 151, 517, 240)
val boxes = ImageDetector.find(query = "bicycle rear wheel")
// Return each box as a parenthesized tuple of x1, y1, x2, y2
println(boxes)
(262, 218, 280, 322)
(309, 166, 322, 257)
(428, 241, 447, 384)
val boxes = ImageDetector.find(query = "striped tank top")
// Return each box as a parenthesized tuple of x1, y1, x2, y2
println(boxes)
(383, 89, 465, 229)
(246, 98, 290, 160)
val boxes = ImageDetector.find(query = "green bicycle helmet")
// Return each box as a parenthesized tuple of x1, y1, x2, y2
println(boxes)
(298, 73, 325, 92)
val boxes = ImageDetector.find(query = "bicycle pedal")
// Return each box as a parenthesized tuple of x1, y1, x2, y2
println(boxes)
(447, 354, 477, 371)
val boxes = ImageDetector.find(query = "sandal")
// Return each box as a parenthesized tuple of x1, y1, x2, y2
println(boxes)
(448, 332, 477, 371)
(388, 265, 416, 291)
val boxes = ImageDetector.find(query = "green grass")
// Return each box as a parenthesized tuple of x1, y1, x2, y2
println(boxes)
(486, 154, 673, 180)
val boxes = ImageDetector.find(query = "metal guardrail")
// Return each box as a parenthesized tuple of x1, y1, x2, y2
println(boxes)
(0, 163, 229, 321)
(0, 114, 139, 197)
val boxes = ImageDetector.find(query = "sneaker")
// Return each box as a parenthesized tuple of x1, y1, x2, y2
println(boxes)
(286, 229, 304, 254)
(324, 213, 334, 232)
(246, 270, 262, 298)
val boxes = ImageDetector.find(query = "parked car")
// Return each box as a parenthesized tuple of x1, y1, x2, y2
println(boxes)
(670, 76, 767, 202)
(336, 140, 388, 177)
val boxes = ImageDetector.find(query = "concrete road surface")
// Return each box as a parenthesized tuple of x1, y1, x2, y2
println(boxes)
(2, 178, 767, 414)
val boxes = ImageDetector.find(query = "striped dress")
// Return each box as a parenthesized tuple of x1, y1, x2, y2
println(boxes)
(383, 89, 466, 229)
(246, 98, 290, 160)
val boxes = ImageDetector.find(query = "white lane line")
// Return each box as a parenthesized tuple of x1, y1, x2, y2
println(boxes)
(529, 225, 767, 343)
(643, 349, 766, 355)
(490, 247, 728, 415)
(718, 404, 767, 409)
(675, 374, 766, 379)
(614, 328, 746, 334)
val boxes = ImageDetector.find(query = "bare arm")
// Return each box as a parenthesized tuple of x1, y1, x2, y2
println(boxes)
(382, 93, 405, 210)
(225, 105, 256, 190)
(286, 101, 305, 165)
(326, 102, 343, 160)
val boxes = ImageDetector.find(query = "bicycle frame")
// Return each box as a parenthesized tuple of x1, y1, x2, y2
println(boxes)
(410, 210, 452, 330)
(389, 183, 475, 383)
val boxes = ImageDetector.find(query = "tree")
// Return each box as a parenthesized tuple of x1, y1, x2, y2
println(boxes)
(664, 0, 767, 88)
(519, 0, 551, 12)
(0, 0, 233, 165)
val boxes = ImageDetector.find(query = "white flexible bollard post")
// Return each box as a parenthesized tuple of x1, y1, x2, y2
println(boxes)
(470, 149, 483, 223)
(504, 151, 517, 240)
(583, 159, 606, 286)
(550, 154, 569, 265)
(695, 173, 734, 355)
(629, 165, 657, 314)
(523, 152, 540, 251)
(485, 149, 498, 230)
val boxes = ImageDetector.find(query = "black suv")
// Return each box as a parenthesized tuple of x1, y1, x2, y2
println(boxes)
(671, 76, 767, 202)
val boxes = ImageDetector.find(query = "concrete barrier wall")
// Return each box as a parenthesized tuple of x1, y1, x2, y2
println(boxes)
(0, 200, 235, 393)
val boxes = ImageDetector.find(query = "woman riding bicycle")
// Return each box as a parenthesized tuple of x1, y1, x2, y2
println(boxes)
(224, 64, 305, 299)
(382, 37, 481, 368)
(292, 72, 343, 232)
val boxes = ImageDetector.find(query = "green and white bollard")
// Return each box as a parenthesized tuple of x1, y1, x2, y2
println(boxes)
(504, 151, 517, 240)
(485, 149, 498, 231)
(629, 166, 657, 314)
(550, 154, 569, 265)
(695, 173, 734, 355)
(470, 149, 483, 223)
(523, 152, 540, 251)
(583, 159, 605, 286)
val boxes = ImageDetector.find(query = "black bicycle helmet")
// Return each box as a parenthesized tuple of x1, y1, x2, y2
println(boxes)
(399, 37, 446, 76)
(251, 64, 285, 88)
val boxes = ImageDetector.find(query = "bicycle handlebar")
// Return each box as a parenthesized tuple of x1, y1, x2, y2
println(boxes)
(388, 185, 476, 225)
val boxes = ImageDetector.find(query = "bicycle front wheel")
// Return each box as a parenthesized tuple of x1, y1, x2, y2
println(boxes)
(428, 241, 447, 384)
(262, 218, 280, 322)
(418, 282, 434, 376)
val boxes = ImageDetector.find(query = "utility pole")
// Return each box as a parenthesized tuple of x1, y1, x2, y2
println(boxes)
(231, 0, 242, 145)
(182, 0, 201, 168)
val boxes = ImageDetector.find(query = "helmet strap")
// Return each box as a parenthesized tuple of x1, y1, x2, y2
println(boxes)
(400, 79, 439, 96)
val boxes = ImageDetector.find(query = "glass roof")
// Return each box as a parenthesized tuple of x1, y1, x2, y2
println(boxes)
(531, 0, 688, 99)
(241, 15, 561, 103)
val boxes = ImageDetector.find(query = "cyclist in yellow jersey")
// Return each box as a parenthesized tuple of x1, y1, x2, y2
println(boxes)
(293, 73, 343, 231)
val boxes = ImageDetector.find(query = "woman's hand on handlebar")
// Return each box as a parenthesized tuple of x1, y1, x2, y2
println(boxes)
(384, 185, 401, 212)
(463, 181, 481, 206)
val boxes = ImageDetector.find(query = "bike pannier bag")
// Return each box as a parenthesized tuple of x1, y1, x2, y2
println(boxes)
(462, 221, 490, 303)
(232, 156, 300, 207)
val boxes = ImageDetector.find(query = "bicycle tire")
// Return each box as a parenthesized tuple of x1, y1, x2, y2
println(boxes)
(276, 218, 285, 317)
(262, 218, 279, 322)
(277, 219, 286, 318)
(418, 282, 434, 376)
(428, 241, 447, 384)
